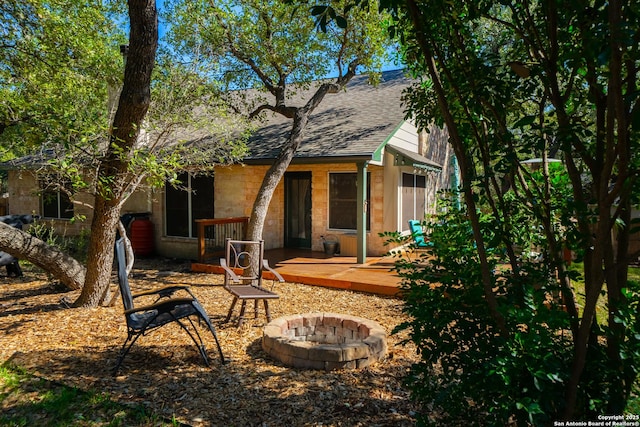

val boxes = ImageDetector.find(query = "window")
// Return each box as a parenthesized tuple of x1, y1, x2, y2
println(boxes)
(41, 190, 74, 219)
(329, 172, 370, 230)
(165, 172, 214, 237)
(401, 173, 426, 231)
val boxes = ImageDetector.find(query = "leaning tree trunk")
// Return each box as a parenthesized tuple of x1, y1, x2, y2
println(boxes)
(73, 0, 157, 307)
(403, 0, 508, 336)
(245, 77, 354, 242)
(246, 111, 309, 242)
(0, 222, 85, 290)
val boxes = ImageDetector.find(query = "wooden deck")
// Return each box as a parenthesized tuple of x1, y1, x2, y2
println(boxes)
(191, 248, 403, 297)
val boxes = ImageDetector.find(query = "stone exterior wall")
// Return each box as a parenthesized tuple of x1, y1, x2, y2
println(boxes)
(6, 170, 94, 236)
(152, 162, 391, 259)
(277, 163, 389, 255)
(7, 169, 156, 238)
(6, 170, 40, 218)
(6, 160, 432, 260)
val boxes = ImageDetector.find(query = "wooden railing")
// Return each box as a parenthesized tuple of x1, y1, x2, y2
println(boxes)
(195, 217, 249, 263)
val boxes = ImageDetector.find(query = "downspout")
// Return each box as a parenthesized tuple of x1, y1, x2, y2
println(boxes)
(356, 161, 368, 264)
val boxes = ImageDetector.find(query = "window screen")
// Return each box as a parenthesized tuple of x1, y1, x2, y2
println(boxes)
(329, 173, 370, 230)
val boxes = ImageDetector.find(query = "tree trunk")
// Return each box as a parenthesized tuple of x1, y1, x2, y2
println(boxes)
(404, 0, 508, 336)
(73, 0, 157, 307)
(246, 111, 308, 242)
(73, 195, 123, 306)
(0, 222, 85, 290)
(245, 79, 352, 242)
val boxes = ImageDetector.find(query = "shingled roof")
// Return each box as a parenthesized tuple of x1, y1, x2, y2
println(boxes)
(244, 68, 413, 164)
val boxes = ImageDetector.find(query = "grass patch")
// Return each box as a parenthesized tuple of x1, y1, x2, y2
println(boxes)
(566, 265, 640, 325)
(0, 362, 178, 427)
(629, 266, 640, 286)
(567, 263, 607, 325)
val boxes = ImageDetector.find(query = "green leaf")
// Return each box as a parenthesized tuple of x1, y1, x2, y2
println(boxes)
(513, 115, 537, 128)
(335, 16, 348, 29)
(310, 6, 326, 16)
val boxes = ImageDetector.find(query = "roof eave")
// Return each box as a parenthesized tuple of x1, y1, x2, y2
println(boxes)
(385, 144, 443, 172)
(242, 154, 376, 166)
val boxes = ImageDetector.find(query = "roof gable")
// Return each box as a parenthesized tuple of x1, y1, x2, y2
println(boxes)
(244, 69, 412, 163)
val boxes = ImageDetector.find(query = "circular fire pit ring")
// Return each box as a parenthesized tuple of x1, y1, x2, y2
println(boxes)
(262, 313, 387, 370)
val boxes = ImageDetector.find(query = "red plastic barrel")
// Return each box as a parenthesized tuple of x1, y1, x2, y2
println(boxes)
(130, 218, 155, 256)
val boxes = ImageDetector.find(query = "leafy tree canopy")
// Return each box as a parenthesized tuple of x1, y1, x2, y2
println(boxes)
(0, 1, 249, 305)
(167, 0, 392, 96)
(390, 0, 640, 423)
(0, 0, 124, 161)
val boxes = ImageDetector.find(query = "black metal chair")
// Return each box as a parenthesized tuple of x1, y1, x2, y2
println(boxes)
(113, 238, 224, 374)
(220, 239, 284, 327)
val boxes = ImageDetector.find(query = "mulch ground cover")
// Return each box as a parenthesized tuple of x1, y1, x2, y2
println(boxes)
(0, 258, 420, 427)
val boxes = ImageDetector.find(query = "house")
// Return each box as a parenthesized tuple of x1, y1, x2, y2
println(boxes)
(2, 69, 454, 261)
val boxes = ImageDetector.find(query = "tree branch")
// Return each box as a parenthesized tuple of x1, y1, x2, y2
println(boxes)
(249, 103, 296, 119)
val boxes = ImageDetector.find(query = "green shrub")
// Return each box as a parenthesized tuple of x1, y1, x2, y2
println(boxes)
(27, 220, 90, 262)
(387, 198, 640, 425)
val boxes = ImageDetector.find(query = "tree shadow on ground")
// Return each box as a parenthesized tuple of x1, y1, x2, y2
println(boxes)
(0, 281, 67, 303)
(1, 260, 419, 426)
(6, 342, 416, 427)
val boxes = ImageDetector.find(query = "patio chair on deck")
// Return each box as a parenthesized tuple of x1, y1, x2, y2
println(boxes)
(112, 238, 224, 374)
(220, 239, 284, 327)
(408, 219, 433, 249)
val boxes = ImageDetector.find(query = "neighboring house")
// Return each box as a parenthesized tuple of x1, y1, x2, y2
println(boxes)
(2, 69, 455, 261)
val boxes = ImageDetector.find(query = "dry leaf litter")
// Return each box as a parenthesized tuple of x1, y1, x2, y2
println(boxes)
(0, 258, 420, 426)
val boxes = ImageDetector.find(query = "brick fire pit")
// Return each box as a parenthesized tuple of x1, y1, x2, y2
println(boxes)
(262, 313, 387, 370)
